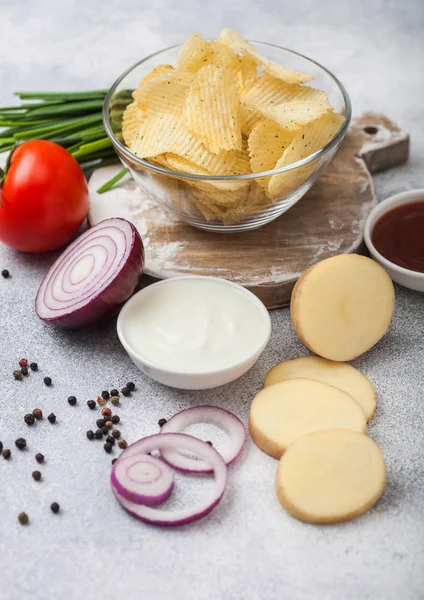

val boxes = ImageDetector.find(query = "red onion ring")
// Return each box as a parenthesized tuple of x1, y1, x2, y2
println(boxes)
(35, 218, 144, 329)
(111, 433, 227, 527)
(159, 406, 245, 473)
(111, 454, 174, 506)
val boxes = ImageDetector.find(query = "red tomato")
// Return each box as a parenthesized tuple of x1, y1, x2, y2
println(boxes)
(0, 140, 88, 252)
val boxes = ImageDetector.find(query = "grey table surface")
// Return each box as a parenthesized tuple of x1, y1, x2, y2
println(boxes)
(0, 1, 423, 599)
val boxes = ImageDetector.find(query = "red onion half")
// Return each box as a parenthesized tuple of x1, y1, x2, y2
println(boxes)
(111, 433, 228, 527)
(159, 406, 245, 474)
(35, 218, 144, 329)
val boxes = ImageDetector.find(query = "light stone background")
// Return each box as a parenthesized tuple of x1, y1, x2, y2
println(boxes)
(0, 1, 423, 599)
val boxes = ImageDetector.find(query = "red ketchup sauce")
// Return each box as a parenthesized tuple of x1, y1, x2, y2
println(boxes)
(371, 201, 424, 273)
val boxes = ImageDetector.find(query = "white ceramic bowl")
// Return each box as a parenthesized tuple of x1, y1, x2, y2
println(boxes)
(117, 276, 271, 389)
(364, 189, 424, 292)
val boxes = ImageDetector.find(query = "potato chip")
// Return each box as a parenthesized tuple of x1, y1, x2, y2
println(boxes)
(176, 32, 210, 72)
(242, 72, 328, 107)
(122, 101, 144, 147)
(268, 112, 344, 198)
(248, 119, 294, 173)
(133, 69, 192, 117)
(257, 101, 332, 132)
(183, 64, 242, 153)
(219, 28, 313, 85)
(240, 102, 264, 137)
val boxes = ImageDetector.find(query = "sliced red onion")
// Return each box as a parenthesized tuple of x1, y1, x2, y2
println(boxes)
(35, 218, 144, 329)
(111, 433, 227, 527)
(111, 454, 174, 506)
(159, 406, 245, 474)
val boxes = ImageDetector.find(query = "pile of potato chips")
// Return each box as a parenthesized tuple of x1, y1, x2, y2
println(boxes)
(122, 29, 345, 224)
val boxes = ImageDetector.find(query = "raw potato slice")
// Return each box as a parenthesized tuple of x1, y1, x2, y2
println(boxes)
(183, 64, 242, 152)
(259, 101, 332, 132)
(248, 119, 294, 173)
(291, 254, 395, 361)
(249, 378, 366, 459)
(122, 101, 144, 147)
(275, 429, 386, 524)
(242, 72, 329, 107)
(219, 28, 313, 85)
(264, 356, 376, 421)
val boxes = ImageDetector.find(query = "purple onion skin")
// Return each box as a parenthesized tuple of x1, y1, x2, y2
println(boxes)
(36, 224, 144, 329)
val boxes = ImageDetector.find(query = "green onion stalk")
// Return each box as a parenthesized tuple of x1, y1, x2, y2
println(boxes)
(0, 89, 132, 193)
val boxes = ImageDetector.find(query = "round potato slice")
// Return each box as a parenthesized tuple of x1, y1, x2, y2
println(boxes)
(249, 378, 367, 459)
(275, 429, 386, 524)
(264, 356, 376, 421)
(290, 254, 395, 362)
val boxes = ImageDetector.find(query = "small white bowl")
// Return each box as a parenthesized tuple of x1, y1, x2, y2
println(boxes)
(117, 276, 271, 389)
(364, 189, 424, 292)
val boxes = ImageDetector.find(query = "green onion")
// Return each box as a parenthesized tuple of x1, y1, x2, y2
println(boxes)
(96, 168, 129, 194)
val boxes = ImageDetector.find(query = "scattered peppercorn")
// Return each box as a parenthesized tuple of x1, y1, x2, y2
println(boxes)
(67, 396, 77, 406)
(111, 429, 120, 439)
(111, 396, 120, 406)
(96, 418, 105, 429)
(21, 366, 29, 376)
(121, 386, 130, 397)
(18, 512, 29, 525)
(29, 362, 38, 372)
(158, 418, 167, 427)
(101, 390, 110, 400)
(105, 420, 113, 429)
(87, 400, 96, 410)
(112, 415, 120, 424)
(97, 396, 107, 406)
(47, 413, 56, 424)
(2, 269, 10, 278)
(15, 438, 27, 450)
(118, 439, 128, 449)
(110, 389, 119, 397)
(35, 453, 45, 464)
(50, 502, 60, 514)
(101, 425, 109, 435)
(106, 435, 115, 446)
(13, 370, 23, 381)
(95, 430, 103, 439)
(206, 441, 213, 446)
(32, 470, 42, 481)
(2, 449, 11, 459)
(33, 408, 43, 420)
(126, 381, 135, 391)
(86, 430, 95, 440)
(43, 376, 52, 386)
(111, 458, 118, 465)
(104, 441, 113, 453)
(101, 407, 112, 417)
(18, 358, 28, 368)
(0, 441, 2, 453)
(24, 413, 35, 425)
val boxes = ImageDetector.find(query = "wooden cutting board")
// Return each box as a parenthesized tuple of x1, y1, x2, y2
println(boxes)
(88, 112, 409, 308)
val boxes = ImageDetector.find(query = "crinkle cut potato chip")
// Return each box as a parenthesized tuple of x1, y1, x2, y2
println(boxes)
(240, 102, 264, 137)
(122, 101, 144, 147)
(219, 28, 313, 85)
(248, 119, 295, 173)
(242, 72, 329, 107)
(133, 68, 193, 117)
(176, 32, 210, 72)
(184, 64, 242, 153)
(268, 112, 344, 198)
(258, 101, 332, 132)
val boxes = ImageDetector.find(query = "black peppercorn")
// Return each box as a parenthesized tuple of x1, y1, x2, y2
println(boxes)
(104, 441, 113, 453)
(29, 362, 38, 371)
(86, 430, 95, 440)
(2, 269, 10, 278)
(43, 376, 52, 386)
(0, 441, 3, 453)
(18, 512, 29, 525)
(32, 470, 42, 481)
(111, 458, 117, 465)
(110, 389, 119, 397)
(206, 440, 213, 446)
(111, 396, 120, 406)
(101, 425, 109, 435)
(101, 390, 110, 400)
(106, 435, 115, 445)
(95, 429, 103, 439)
(35, 453, 45, 464)
(33, 408, 43, 420)
(15, 438, 27, 450)
(96, 418, 106, 429)
(111, 415, 120, 424)
(67, 396, 77, 406)
(47, 413, 56, 424)
(21, 366, 29, 376)
(24, 413, 35, 425)
(118, 439, 128, 450)
(2, 449, 11, 459)
(50, 502, 60, 514)
(13, 370, 23, 381)
(126, 381, 135, 391)
(111, 429, 120, 439)
(158, 418, 167, 427)
(87, 400, 96, 410)
(121, 386, 130, 397)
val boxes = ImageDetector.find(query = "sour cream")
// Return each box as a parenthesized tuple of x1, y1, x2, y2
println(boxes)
(118, 277, 271, 386)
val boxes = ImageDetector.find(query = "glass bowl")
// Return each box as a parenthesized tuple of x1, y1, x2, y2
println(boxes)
(103, 42, 351, 232)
